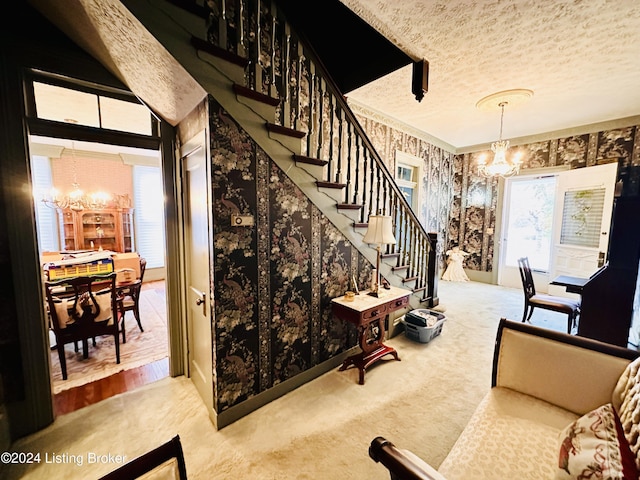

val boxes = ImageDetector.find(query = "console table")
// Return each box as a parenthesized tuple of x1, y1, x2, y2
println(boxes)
(332, 286, 411, 384)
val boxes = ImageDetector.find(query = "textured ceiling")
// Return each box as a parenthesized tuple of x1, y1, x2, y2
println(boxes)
(340, 0, 640, 150)
(28, 0, 640, 153)
(28, 0, 206, 128)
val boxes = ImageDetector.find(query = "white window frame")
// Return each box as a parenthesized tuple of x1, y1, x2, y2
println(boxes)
(394, 150, 423, 211)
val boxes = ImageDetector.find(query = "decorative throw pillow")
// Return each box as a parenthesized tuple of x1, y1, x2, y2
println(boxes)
(93, 289, 113, 324)
(52, 297, 72, 329)
(555, 403, 638, 479)
(74, 290, 113, 325)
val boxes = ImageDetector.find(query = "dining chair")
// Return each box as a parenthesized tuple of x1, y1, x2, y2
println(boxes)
(119, 257, 147, 339)
(98, 435, 187, 480)
(517, 257, 580, 334)
(45, 272, 123, 380)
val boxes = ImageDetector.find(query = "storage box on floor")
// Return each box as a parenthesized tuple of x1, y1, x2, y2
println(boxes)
(401, 309, 446, 343)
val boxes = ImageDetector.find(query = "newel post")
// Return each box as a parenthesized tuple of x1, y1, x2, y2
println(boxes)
(426, 233, 439, 308)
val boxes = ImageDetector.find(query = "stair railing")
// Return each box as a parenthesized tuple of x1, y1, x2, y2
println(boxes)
(198, 0, 437, 303)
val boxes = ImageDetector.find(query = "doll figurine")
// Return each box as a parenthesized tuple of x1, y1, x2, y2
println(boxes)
(441, 246, 470, 282)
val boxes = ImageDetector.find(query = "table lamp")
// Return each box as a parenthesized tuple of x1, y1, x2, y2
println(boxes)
(362, 213, 397, 297)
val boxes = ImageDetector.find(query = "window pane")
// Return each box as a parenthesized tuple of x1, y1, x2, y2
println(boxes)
(399, 185, 413, 205)
(397, 165, 413, 182)
(505, 177, 556, 271)
(133, 166, 165, 269)
(33, 81, 153, 135)
(34, 82, 100, 127)
(31, 155, 60, 252)
(100, 97, 153, 135)
(560, 188, 605, 248)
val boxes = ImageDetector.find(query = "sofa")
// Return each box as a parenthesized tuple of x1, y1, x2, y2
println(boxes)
(370, 318, 640, 480)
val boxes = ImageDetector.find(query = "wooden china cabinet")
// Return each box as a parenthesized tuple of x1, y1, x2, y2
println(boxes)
(58, 208, 134, 253)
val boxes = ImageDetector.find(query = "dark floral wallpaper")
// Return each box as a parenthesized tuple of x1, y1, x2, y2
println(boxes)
(209, 98, 371, 413)
(356, 113, 640, 274)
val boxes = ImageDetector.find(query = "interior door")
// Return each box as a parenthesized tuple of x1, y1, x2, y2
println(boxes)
(548, 162, 618, 296)
(181, 131, 214, 412)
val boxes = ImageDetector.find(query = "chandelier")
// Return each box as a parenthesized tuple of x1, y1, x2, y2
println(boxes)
(476, 89, 533, 178)
(41, 142, 111, 212)
(42, 185, 111, 212)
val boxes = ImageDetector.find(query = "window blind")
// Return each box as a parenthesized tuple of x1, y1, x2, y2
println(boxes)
(133, 166, 165, 268)
(560, 188, 606, 248)
(31, 155, 60, 252)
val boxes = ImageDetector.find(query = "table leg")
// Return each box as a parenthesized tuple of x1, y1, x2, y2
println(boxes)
(339, 317, 401, 384)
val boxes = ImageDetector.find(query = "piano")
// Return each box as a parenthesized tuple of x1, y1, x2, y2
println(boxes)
(577, 197, 640, 348)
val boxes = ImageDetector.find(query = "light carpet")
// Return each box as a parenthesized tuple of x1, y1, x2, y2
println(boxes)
(49, 286, 169, 394)
(4, 281, 571, 479)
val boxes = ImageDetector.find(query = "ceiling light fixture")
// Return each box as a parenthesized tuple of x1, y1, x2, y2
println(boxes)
(41, 142, 111, 212)
(476, 89, 533, 178)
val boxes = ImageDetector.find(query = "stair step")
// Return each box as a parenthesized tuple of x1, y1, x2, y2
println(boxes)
(413, 286, 427, 294)
(392, 265, 409, 272)
(353, 222, 368, 229)
(316, 180, 346, 189)
(381, 253, 400, 260)
(293, 154, 326, 166)
(233, 84, 280, 106)
(191, 36, 248, 68)
(337, 203, 362, 210)
(402, 276, 418, 284)
(267, 123, 306, 139)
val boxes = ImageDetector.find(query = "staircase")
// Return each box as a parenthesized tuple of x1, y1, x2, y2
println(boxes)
(132, 0, 438, 309)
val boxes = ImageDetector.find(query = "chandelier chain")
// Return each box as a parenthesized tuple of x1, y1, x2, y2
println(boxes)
(498, 102, 506, 141)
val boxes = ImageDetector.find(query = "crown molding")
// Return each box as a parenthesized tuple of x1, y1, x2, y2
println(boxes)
(347, 98, 457, 153)
(349, 96, 640, 156)
(458, 115, 640, 154)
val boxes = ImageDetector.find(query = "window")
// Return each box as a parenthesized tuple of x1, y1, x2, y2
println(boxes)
(33, 81, 154, 135)
(503, 175, 556, 272)
(31, 155, 60, 252)
(560, 188, 606, 248)
(394, 151, 422, 210)
(133, 166, 165, 269)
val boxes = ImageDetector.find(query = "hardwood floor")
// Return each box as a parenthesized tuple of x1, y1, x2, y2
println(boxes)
(54, 357, 169, 416)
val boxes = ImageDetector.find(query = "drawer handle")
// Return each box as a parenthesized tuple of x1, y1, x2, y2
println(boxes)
(371, 310, 379, 317)
(395, 300, 404, 307)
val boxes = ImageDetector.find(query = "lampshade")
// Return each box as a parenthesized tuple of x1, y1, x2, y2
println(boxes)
(363, 215, 396, 245)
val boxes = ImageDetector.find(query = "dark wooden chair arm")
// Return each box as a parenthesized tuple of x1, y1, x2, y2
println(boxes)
(98, 435, 187, 479)
(369, 436, 441, 480)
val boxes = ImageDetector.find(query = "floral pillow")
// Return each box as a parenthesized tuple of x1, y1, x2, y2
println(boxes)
(555, 403, 638, 479)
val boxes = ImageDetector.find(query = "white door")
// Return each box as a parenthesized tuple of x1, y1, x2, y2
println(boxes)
(181, 131, 214, 413)
(548, 162, 618, 296)
(499, 163, 617, 294)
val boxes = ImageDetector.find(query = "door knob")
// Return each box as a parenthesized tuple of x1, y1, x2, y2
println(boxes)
(190, 287, 207, 315)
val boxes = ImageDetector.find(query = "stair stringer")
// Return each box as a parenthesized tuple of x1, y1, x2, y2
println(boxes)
(123, 0, 424, 310)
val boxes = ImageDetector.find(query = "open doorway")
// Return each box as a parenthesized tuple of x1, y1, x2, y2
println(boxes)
(28, 76, 170, 414)
(498, 163, 618, 294)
